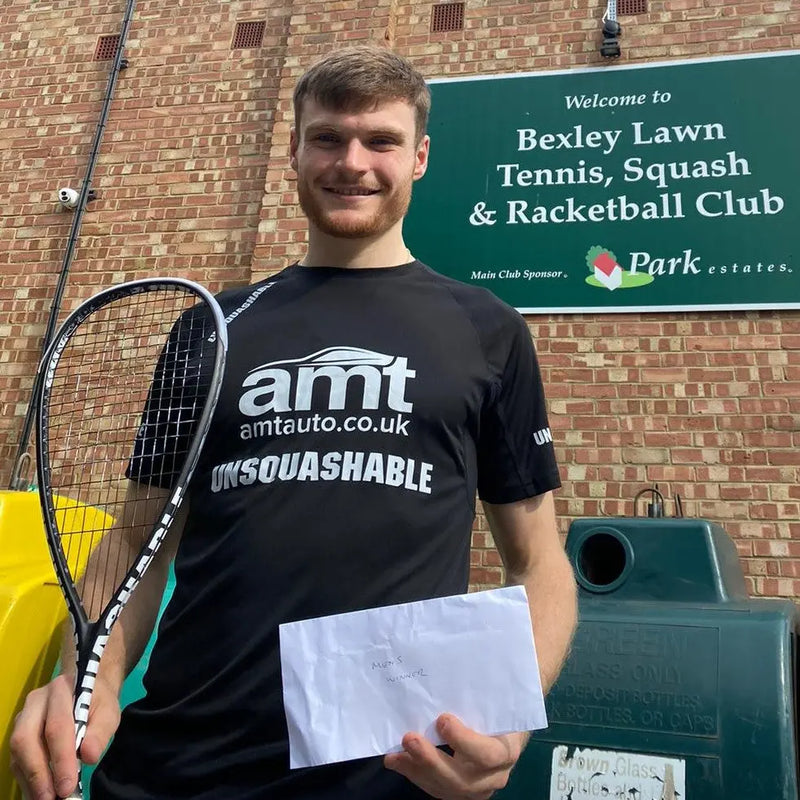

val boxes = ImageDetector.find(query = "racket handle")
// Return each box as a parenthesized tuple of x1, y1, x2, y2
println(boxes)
(60, 778, 84, 799)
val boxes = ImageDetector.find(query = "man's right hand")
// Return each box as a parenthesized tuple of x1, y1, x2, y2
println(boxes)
(10, 673, 121, 800)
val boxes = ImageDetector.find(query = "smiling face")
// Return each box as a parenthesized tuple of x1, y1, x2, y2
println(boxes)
(290, 98, 430, 242)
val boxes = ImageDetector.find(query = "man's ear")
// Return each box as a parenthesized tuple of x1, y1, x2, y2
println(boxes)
(289, 127, 299, 171)
(413, 135, 430, 181)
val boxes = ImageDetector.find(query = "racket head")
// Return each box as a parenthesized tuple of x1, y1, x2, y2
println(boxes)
(34, 278, 227, 640)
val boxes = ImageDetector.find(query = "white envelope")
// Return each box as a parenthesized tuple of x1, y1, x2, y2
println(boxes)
(279, 585, 548, 768)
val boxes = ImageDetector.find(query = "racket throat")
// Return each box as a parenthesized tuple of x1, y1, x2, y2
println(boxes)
(72, 622, 108, 750)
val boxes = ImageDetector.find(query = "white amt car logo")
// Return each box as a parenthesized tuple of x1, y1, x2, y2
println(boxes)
(239, 346, 416, 417)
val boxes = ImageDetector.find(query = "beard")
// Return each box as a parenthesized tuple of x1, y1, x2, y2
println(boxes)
(296, 170, 414, 240)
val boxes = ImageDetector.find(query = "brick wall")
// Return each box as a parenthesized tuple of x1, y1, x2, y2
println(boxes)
(1, 0, 798, 596)
(0, 0, 289, 481)
(528, 312, 800, 598)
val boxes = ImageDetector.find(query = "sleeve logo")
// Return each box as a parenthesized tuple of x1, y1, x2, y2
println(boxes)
(533, 427, 553, 446)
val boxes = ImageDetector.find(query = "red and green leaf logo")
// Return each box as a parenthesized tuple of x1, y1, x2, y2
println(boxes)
(587, 246, 619, 275)
(585, 245, 654, 291)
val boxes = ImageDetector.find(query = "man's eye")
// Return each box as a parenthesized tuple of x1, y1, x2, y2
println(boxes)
(314, 133, 338, 144)
(371, 138, 396, 148)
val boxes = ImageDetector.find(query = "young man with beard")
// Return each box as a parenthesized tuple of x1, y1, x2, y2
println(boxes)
(11, 46, 577, 800)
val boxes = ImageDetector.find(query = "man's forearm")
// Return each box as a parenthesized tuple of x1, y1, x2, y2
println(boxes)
(509, 550, 577, 694)
(60, 536, 172, 694)
(59, 483, 182, 694)
(99, 547, 172, 693)
(484, 493, 579, 695)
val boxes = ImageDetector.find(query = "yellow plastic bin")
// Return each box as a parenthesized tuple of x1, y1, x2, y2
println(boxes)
(0, 490, 111, 800)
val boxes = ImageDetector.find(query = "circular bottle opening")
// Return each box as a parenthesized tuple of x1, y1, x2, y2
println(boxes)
(576, 530, 632, 593)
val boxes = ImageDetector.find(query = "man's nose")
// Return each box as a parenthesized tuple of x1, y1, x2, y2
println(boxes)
(337, 139, 369, 172)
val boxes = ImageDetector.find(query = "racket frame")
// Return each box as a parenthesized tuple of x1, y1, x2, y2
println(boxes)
(34, 277, 227, 796)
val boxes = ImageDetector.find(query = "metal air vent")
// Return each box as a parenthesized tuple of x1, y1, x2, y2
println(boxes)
(618, 0, 648, 14)
(431, 2, 465, 33)
(94, 35, 120, 61)
(233, 20, 266, 49)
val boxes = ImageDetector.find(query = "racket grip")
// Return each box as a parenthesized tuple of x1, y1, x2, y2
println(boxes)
(60, 779, 83, 799)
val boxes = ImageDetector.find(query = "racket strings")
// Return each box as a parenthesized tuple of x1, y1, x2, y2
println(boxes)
(43, 287, 216, 622)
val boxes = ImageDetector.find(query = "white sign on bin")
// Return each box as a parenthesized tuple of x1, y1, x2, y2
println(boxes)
(549, 745, 686, 800)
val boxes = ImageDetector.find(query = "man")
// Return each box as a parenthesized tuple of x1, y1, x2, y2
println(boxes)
(11, 45, 577, 800)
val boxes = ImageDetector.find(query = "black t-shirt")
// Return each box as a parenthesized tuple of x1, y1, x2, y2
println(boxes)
(92, 261, 560, 800)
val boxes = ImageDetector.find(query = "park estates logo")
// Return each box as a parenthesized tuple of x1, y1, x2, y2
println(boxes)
(585, 245, 655, 291)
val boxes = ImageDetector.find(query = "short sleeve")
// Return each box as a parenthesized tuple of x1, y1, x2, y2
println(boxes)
(126, 306, 215, 490)
(476, 314, 561, 504)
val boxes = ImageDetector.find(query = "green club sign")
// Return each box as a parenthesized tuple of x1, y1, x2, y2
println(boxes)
(406, 52, 800, 313)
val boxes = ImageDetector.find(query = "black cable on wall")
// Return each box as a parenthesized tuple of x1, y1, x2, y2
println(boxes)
(9, 0, 138, 490)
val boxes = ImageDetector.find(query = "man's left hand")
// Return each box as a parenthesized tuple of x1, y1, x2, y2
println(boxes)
(383, 713, 528, 799)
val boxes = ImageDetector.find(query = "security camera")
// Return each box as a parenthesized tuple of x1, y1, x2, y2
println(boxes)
(58, 187, 80, 209)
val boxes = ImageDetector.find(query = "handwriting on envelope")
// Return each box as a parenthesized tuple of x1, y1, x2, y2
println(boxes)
(371, 654, 430, 682)
(279, 585, 547, 768)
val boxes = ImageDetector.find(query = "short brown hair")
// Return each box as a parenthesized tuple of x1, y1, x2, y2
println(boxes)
(293, 46, 431, 143)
